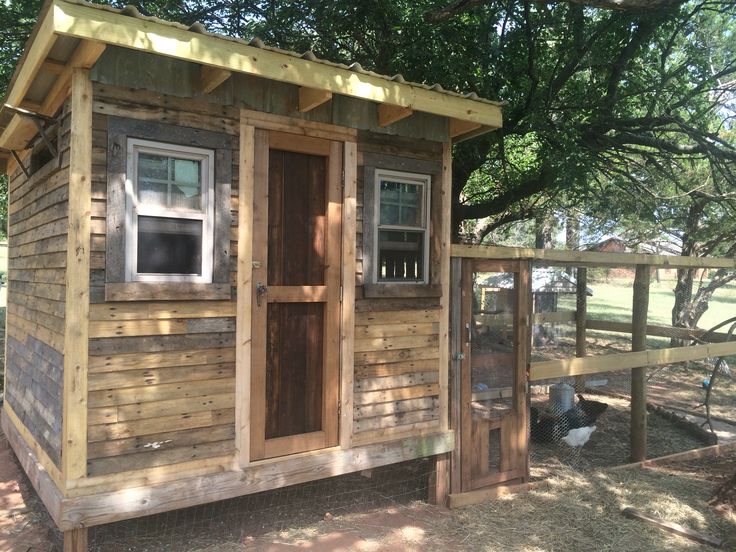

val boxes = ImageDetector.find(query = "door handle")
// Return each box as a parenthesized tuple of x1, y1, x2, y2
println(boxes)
(256, 283, 267, 307)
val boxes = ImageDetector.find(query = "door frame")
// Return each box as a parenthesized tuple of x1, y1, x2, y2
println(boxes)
(235, 116, 357, 469)
(248, 129, 343, 461)
(459, 258, 531, 492)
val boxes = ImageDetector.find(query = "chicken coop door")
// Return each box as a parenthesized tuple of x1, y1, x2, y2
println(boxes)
(459, 259, 531, 492)
(250, 130, 342, 461)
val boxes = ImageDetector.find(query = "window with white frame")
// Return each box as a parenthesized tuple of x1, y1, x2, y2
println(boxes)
(374, 169, 431, 283)
(125, 139, 215, 282)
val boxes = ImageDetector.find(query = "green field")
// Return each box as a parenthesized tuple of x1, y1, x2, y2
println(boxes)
(559, 279, 736, 331)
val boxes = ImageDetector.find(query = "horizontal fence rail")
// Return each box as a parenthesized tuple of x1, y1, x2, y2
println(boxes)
(451, 244, 736, 269)
(530, 340, 736, 381)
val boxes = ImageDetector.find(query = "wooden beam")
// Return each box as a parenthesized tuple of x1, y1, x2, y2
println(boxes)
(340, 141, 357, 449)
(0, 39, 106, 151)
(63, 528, 88, 552)
(235, 120, 255, 467)
(449, 118, 482, 138)
(1, 409, 64, 526)
(449, 258, 463, 495)
(448, 481, 528, 509)
(62, 68, 92, 485)
(586, 318, 732, 342)
(622, 508, 723, 548)
(41, 40, 107, 117)
(41, 58, 67, 74)
(200, 65, 231, 94)
(451, 244, 736, 270)
(58, 431, 454, 529)
(298, 86, 332, 112)
(529, 339, 736, 381)
(50, 0, 502, 128)
(630, 265, 649, 462)
(429, 453, 450, 506)
(4, 4, 56, 108)
(574, 267, 587, 392)
(377, 104, 413, 126)
(439, 143, 452, 432)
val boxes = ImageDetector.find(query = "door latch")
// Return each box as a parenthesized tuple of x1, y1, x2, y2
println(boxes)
(256, 283, 267, 306)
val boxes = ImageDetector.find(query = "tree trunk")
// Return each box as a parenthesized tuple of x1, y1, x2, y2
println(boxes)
(535, 214, 555, 249)
(565, 215, 580, 275)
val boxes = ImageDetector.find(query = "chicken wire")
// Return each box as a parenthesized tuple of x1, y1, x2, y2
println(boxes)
(79, 459, 435, 552)
(527, 264, 736, 479)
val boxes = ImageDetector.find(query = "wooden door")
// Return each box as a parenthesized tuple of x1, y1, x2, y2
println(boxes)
(250, 130, 342, 460)
(460, 259, 531, 491)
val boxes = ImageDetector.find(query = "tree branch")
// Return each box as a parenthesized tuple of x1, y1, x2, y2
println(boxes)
(425, 0, 686, 22)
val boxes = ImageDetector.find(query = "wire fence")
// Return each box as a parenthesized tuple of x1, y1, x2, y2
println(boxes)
(525, 265, 736, 479)
(84, 459, 435, 551)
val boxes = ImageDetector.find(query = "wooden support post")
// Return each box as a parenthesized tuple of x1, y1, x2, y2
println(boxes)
(449, 257, 463, 494)
(339, 141, 357, 449)
(429, 453, 450, 506)
(235, 120, 255, 467)
(574, 267, 587, 392)
(62, 68, 92, 485)
(438, 143, 452, 432)
(630, 264, 650, 462)
(63, 527, 88, 552)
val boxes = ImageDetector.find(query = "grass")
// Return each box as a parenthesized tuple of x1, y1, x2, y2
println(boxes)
(558, 278, 736, 331)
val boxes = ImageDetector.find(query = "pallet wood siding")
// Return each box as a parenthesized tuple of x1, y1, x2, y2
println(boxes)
(90, 47, 449, 143)
(86, 94, 240, 477)
(352, 135, 445, 442)
(4, 103, 72, 469)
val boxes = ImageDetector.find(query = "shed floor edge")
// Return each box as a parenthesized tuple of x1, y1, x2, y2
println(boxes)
(54, 430, 454, 530)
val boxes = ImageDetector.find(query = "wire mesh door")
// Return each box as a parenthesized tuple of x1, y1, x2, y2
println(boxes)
(460, 259, 531, 492)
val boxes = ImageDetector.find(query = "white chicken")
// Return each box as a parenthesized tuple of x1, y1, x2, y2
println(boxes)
(562, 425, 596, 447)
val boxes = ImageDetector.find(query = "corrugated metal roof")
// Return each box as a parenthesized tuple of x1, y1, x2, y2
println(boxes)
(63, 0, 503, 108)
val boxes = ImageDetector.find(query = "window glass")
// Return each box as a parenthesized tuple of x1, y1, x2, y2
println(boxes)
(137, 216, 203, 275)
(378, 229, 424, 281)
(375, 170, 430, 283)
(127, 139, 214, 282)
(379, 180, 423, 227)
(137, 153, 202, 211)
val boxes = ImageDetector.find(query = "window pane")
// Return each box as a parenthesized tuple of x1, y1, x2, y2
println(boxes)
(137, 216, 203, 275)
(138, 153, 169, 180)
(378, 230, 424, 281)
(171, 159, 202, 210)
(379, 180, 424, 227)
(138, 179, 168, 208)
(137, 152, 203, 211)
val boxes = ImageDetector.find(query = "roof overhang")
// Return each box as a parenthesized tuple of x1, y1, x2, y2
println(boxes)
(0, 0, 503, 153)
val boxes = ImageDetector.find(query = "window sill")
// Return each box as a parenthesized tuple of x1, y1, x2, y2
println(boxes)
(362, 283, 442, 299)
(105, 282, 232, 302)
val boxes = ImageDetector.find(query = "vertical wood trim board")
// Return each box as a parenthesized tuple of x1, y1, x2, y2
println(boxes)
(340, 141, 357, 449)
(324, 141, 343, 448)
(63, 68, 92, 484)
(235, 120, 255, 467)
(249, 129, 269, 461)
(438, 143, 452, 431)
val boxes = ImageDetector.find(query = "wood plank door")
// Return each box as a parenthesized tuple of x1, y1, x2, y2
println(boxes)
(460, 259, 531, 491)
(250, 130, 342, 461)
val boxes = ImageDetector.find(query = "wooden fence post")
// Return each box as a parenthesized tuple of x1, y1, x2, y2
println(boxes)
(63, 528, 88, 552)
(630, 265, 650, 462)
(574, 267, 587, 392)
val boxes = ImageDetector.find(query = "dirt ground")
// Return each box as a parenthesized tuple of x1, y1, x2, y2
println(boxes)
(2, 423, 736, 552)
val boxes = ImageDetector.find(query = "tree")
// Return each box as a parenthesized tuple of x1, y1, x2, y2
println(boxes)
(1, 0, 734, 247)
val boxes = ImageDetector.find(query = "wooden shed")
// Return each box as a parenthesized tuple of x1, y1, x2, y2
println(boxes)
(0, 1, 504, 548)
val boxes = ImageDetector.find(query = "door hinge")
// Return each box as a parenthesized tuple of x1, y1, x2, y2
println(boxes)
(339, 285, 344, 302)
